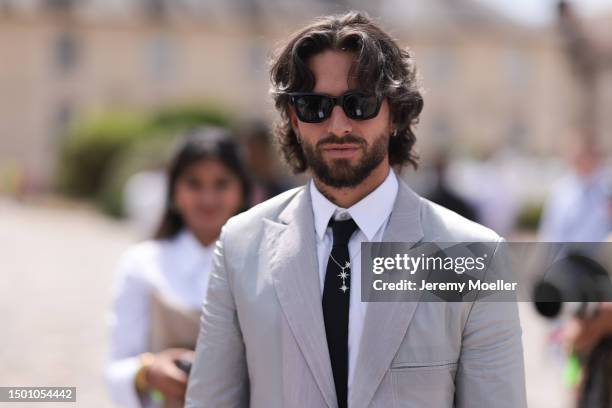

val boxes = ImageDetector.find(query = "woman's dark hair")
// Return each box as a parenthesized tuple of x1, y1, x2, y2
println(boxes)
(269, 11, 424, 173)
(153, 126, 251, 240)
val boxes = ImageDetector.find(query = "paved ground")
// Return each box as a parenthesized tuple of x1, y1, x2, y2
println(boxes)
(0, 197, 137, 408)
(0, 196, 574, 407)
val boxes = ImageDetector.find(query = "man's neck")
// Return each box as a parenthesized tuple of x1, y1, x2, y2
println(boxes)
(314, 162, 391, 208)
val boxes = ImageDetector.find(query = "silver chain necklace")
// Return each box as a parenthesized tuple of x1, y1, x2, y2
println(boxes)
(328, 246, 363, 293)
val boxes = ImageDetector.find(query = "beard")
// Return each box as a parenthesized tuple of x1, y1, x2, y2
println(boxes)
(301, 132, 388, 188)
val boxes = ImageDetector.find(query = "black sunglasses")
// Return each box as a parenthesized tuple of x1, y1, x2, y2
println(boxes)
(288, 91, 382, 123)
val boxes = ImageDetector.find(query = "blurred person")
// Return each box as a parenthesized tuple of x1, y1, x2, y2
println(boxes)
(238, 119, 293, 205)
(186, 12, 526, 408)
(537, 132, 612, 405)
(538, 133, 612, 242)
(562, 233, 612, 407)
(557, 1, 598, 82)
(565, 304, 612, 408)
(557, 1, 612, 139)
(564, 304, 612, 358)
(104, 127, 250, 408)
(469, 146, 521, 237)
(425, 151, 479, 222)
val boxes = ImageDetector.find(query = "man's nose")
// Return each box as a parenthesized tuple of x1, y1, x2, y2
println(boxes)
(327, 105, 352, 137)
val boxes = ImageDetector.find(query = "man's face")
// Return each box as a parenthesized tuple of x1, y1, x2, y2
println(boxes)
(289, 50, 392, 188)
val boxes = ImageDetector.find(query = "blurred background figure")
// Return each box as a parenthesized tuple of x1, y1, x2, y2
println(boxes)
(430, 145, 523, 237)
(563, 302, 612, 408)
(104, 127, 250, 408)
(539, 132, 612, 242)
(469, 147, 522, 237)
(535, 128, 611, 408)
(425, 150, 479, 222)
(238, 120, 294, 206)
(557, 0, 612, 135)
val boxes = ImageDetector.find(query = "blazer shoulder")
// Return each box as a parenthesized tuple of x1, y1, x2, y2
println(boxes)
(419, 196, 501, 242)
(223, 185, 304, 237)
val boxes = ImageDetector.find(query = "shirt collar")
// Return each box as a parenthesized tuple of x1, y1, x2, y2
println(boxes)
(172, 229, 215, 271)
(310, 169, 399, 241)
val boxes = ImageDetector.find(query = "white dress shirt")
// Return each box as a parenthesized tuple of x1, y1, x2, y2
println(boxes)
(309, 169, 398, 396)
(105, 230, 214, 408)
(539, 168, 611, 241)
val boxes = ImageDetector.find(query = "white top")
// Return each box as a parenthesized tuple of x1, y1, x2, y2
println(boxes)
(309, 169, 398, 395)
(104, 230, 214, 408)
(539, 168, 611, 242)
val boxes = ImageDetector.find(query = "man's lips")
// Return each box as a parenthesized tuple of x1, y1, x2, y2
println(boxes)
(321, 143, 362, 158)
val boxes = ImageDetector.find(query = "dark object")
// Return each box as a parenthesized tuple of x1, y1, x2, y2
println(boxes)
(323, 219, 358, 408)
(533, 250, 612, 407)
(428, 186, 478, 223)
(426, 152, 479, 223)
(288, 91, 382, 123)
(578, 337, 612, 408)
(239, 120, 292, 205)
(533, 253, 612, 319)
(175, 359, 192, 375)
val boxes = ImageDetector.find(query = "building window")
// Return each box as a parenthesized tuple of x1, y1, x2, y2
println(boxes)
(50, 101, 74, 145)
(507, 119, 528, 148)
(0, 0, 13, 15)
(503, 48, 532, 88)
(53, 31, 80, 75)
(44, 0, 75, 13)
(142, 0, 167, 19)
(145, 35, 177, 82)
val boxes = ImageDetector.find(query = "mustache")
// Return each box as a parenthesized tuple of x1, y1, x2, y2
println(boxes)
(316, 134, 366, 148)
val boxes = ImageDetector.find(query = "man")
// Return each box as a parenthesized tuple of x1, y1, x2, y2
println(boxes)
(538, 134, 611, 242)
(186, 11, 526, 408)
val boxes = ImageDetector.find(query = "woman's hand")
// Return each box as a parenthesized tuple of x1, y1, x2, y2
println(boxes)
(564, 303, 612, 355)
(143, 348, 195, 400)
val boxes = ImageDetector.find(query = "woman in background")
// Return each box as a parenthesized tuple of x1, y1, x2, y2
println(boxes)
(105, 127, 250, 407)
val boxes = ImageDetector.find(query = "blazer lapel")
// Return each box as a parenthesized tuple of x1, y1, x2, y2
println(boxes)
(265, 185, 338, 408)
(349, 180, 425, 408)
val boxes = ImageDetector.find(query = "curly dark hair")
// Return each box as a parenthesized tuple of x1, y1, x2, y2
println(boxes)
(269, 11, 424, 173)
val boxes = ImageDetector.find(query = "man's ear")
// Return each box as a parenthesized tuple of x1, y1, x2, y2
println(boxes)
(288, 106, 300, 133)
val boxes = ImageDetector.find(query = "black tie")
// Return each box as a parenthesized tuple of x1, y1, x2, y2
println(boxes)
(323, 218, 358, 408)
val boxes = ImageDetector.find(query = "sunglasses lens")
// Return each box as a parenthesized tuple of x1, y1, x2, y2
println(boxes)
(294, 95, 332, 123)
(343, 93, 380, 120)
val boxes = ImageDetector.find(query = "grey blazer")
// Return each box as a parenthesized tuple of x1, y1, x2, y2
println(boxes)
(185, 178, 527, 408)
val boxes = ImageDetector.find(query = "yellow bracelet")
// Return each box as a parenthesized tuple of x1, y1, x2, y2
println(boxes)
(134, 352, 155, 393)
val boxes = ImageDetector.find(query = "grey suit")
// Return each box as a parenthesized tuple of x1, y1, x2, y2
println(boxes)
(185, 178, 527, 408)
